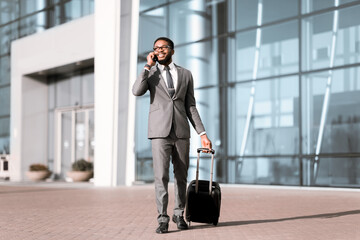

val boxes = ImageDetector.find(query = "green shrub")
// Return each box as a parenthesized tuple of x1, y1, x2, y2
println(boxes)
(72, 159, 93, 171)
(29, 164, 49, 171)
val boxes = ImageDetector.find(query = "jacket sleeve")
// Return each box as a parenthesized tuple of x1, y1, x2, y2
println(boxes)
(132, 69, 150, 96)
(185, 73, 206, 134)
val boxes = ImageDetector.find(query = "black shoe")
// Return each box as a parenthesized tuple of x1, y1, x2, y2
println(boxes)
(172, 215, 188, 230)
(156, 222, 168, 234)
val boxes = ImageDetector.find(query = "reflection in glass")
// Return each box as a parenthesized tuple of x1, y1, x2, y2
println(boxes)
(175, 40, 218, 88)
(19, 12, 46, 37)
(302, 5, 360, 71)
(20, 0, 46, 17)
(302, 0, 359, 14)
(0, 56, 11, 86)
(0, 86, 10, 116)
(302, 67, 360, 155)
(229, 77, 299, 157)
(235, 21, 298, 81)
(0, 23, 19, 55)
(303, 158, 360, 187)
(0, 0, 19, 25)
(231, 157, 299, 185)
(236, 0, 298, 30)
(138, 7, 166, 54)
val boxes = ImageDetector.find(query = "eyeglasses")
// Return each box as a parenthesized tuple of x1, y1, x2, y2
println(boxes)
(153, 45, 171, 51)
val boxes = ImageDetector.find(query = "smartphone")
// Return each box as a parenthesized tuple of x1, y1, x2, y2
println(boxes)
(152, 54, 158, 62)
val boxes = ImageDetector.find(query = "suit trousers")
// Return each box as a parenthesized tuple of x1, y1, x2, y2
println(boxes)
(151, 127, 190, 223)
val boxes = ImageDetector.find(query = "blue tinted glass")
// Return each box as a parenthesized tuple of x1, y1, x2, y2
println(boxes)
(302, 67, 360, 155)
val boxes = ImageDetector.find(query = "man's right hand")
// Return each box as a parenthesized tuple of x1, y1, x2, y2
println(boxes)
(147, 52, 157, 67)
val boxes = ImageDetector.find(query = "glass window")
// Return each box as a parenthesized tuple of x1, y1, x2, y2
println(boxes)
(236, 0, 298, 30)
(228, 76, 299, 156)
(134, 96, 151, 158)
(174, 40, 220, 88)
(0, 23, 18, 55)
(19, 11, 46, 37)
(138, 7, 167, 54)
(0, 86, 10, 116)
(139, 0, 166, 12)
(0, 56, 11, 86)
(302, 5, 360, 71)
(302, 158, 360, 187)
(235, 20, 298, 82)
(82, 70, 94, 105)
(229, 157, 300, 185)
(20, 0, 46, 17)
(0, 0, 19, 25)
(168, 1, 211, 45)
(302, 67, 360, 155)
(302, 0, 359, 14)
(189, 87, 220, 158)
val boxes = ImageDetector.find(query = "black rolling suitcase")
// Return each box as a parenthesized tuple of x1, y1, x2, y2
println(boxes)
(185, 148, 221, 226)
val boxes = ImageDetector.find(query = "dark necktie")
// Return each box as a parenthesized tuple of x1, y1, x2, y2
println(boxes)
(165, 66, 175, 98)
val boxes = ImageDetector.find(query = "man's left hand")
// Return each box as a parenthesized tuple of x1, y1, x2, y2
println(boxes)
(201, 134, 212, 152)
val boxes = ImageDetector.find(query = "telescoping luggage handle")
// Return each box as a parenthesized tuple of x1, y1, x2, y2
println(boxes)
(196, 148, 216, 195)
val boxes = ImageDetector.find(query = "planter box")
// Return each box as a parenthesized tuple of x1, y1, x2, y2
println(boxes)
(66, 171, 93, 182)
(26, 170, 51, 181)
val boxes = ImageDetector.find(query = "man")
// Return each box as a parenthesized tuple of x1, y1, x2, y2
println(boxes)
(132, 37, 212, 234)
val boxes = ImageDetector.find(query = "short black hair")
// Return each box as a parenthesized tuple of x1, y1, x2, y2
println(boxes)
(153, 37, 174, 49)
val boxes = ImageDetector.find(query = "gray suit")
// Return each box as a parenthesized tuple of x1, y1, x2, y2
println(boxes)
(133, 64, 205, 223)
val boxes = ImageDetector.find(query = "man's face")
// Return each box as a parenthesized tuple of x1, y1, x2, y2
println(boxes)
(153, 40, 174, 65)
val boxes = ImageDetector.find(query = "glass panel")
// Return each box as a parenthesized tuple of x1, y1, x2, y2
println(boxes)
(19, 11, 46, 37)
(230, 157, 300, 185)
(82, 71, 94, 105)
(302, 67, 360, 154)
(302, 6, 360, 71)
(20, 0, 46, 17)
(75, 111, 85, 161)
(228, 76, 299, 156)
(0, 117, 10, 137)
(0, 56, 11, 86)
(139, 0, 166, 12)
(138, 7, 167, 54)
(0, 86, 10, 116)
(302, 0, 359, 14)
(60, 112, 72, 179)
(168, 0, 227, 44)
(88, 110, 94, 162)
(0, 23, 18, 55)
(0, 135, 10, 154)
(0, 0, 19, 25)
(175, 40, 219, 88)
(236, 0, 298, 30)
(190, 87, 220, 158)
(169, 0, 210, 45)
(235, 21, 299, 82)
(135, 96, 152, 160)
(302, 158, 360, 187)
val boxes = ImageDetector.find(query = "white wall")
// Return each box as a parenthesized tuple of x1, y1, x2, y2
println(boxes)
(11, 15, 95, 181)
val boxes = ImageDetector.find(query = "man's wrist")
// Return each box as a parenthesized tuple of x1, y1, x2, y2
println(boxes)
(144, 64, 151, 71)
(199, 132, 206, 136)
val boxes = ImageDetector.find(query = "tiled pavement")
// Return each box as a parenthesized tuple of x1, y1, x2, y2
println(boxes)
(0, 182, 359, 240)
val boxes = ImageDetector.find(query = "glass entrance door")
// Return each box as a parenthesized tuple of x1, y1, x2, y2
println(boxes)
(54, 106, 94, 180)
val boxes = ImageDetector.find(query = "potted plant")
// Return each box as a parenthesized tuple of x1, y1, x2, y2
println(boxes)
(66, 159, 93, 182)
(26, 163, 52, 181)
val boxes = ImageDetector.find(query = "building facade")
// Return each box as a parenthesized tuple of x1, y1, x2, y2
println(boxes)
(0, 0, 359, 187)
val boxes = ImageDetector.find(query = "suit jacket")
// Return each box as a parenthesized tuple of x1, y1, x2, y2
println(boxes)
(132, 64, 205, 139)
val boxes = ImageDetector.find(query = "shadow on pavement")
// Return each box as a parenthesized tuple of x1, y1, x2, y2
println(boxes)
(189, 209, 360, 229)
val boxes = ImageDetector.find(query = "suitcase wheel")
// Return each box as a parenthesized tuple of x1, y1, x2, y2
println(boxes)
(213, 218, 218, 226)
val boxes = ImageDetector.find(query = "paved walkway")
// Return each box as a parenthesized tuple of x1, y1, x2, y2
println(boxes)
(0, 182, 359, 240)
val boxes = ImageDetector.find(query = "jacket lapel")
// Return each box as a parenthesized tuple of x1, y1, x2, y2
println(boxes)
(175, 64, 182, 97)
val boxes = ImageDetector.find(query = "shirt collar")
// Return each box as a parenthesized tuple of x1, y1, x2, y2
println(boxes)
(158, 62, 176, 71)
